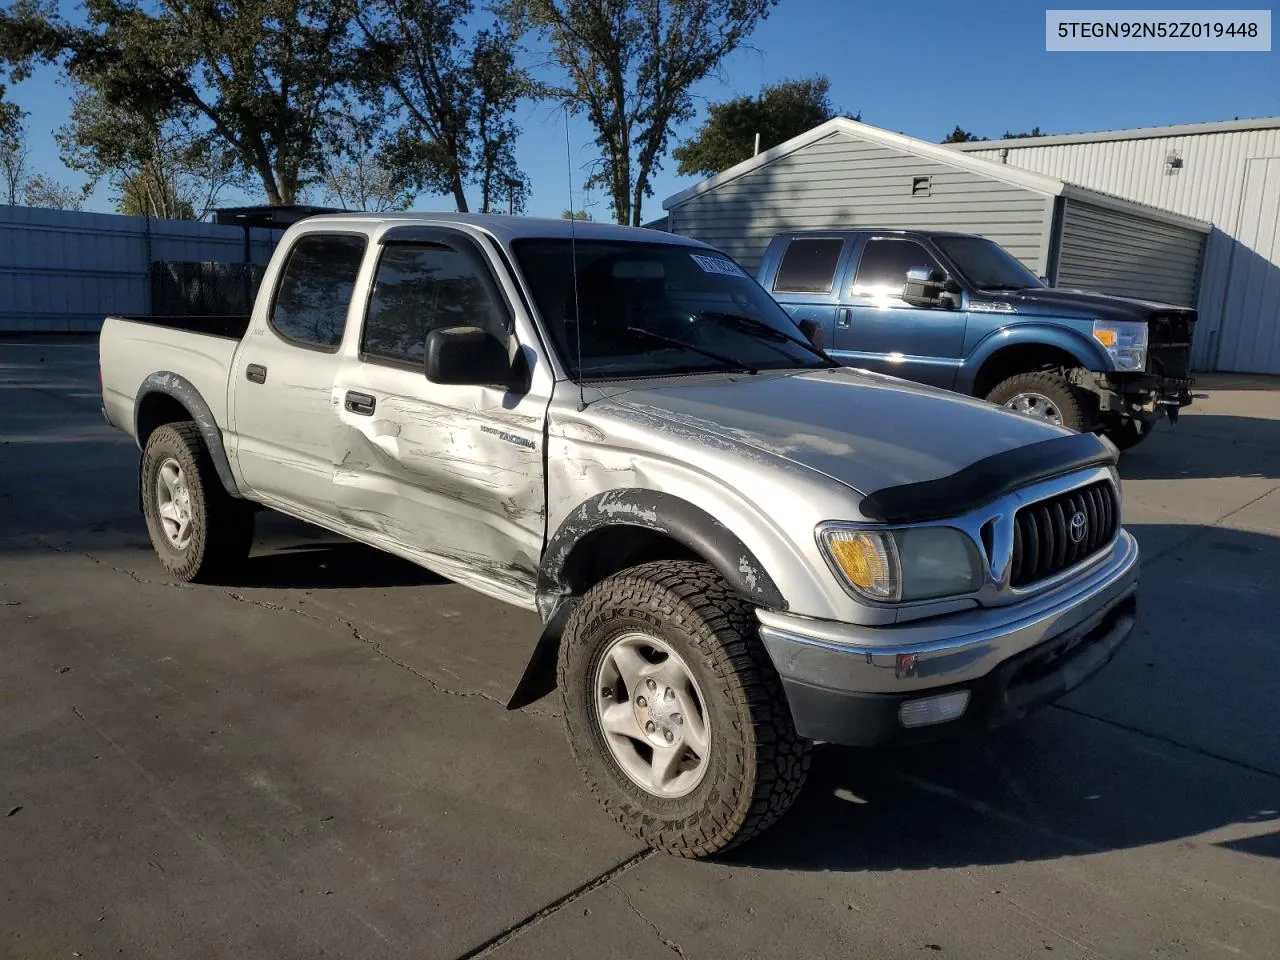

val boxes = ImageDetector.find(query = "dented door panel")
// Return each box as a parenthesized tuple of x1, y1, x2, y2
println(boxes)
(331, 364, 546, 604)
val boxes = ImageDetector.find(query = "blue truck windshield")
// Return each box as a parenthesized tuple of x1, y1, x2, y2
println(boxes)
(933, 236, 1044, 292)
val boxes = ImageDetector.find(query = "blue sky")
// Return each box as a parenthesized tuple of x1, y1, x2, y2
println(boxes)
(7, 0, 1279, 220)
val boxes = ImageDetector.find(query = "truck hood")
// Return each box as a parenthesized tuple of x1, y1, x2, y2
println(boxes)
(982, 286, 1195, 324)
(603, 367, 1069, 496)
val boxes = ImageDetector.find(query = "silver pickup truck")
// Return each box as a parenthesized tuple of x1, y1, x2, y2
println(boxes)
(100, 214, 1139, 857)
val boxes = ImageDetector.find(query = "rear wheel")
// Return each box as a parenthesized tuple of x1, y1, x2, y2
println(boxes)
(986, 370, 1092, 432)
(558, 560, 810, 857)
(141, 423, 254, 582)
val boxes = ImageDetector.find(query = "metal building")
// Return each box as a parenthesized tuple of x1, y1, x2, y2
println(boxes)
(950, 118, 1280, 373)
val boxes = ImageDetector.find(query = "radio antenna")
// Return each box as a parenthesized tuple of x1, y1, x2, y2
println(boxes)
(565, 109, 586, 411)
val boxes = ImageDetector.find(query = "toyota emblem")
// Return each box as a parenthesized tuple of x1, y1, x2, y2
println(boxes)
(1069, 511, 1088, 544)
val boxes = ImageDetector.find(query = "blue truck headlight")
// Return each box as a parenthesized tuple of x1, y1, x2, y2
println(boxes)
(1092, 320, 1148, 372)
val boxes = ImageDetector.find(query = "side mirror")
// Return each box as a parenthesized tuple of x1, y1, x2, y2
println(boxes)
(797, 318, 825, 350)
(425, 326, 513, 387)
(902, 266, 953, 308)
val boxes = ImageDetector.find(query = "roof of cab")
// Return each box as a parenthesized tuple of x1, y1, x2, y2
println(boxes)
(288, 211, 711, 248)
(771, 227, 977, 240)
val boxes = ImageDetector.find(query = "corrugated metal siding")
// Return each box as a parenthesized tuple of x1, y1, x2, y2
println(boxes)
(668, 131, 1053, 275)
(1056, 199, 1205, 306)
(1215, 157, 1280, 374)
(0, 205, 278, 333)
(963, 128, 1280, 368)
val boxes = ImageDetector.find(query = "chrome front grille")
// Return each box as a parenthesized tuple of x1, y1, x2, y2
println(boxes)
(1010, 481, 1118, 588)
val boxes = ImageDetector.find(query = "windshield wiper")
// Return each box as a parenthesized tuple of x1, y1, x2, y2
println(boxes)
(978, 283, 1027, 291)
(623, 326, 758, 375)
(696, 311, 836, 365)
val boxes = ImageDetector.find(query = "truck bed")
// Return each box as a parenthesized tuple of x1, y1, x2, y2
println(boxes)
(99, 315, 243, 443)
(110, 314, 251, 340)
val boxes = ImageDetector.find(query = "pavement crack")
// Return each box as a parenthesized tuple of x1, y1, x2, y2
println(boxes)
(453, 849, 655, 959)
(220, 593, 558, 718)
(1052, 703, 1280, 781)
(616, 887, 689, 958)
(37, 537, 557, 718)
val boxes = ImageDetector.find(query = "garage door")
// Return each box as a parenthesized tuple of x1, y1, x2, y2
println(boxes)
(1055, 199, 1205, 307)
(1215, 157, 1280, 374)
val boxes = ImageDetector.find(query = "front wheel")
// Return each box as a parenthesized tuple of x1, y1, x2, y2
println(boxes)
(558, 560, 810, 857)
(986, 370, 1092, 432)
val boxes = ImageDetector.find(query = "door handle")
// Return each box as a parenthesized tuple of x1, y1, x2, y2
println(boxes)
(245, 363, 267, 384)
(344, 391, 376, 416)
(836, 307, 851, 329)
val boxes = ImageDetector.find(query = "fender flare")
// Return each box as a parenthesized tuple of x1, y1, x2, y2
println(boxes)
(134, 371, 242, 498)
(959, 324, 1109, 396)
(536, 489, 786, 622)
(508, 490, 787, 711)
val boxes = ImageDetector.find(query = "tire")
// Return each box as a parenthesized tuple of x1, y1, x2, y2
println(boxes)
(1103, 418, 1153, 451)
(986, 370, 1092, 432)
(558, 560, 810, 858)
(140, 423, 254, 582)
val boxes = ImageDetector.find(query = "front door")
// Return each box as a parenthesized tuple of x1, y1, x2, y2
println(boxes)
(330, 232, 549, 606)
(832, 237, 968, 389)
(229, 232, 368, 520)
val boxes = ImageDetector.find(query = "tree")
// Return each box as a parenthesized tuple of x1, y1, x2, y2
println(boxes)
(673, 76, 845, 177)
(23, 173, 84, 210)
(1, 0, 359, 205)
(57, 86, 241, 219)
(117, 169, 197, 219)
(942, 126, 986, 144)
(1, 117, 29, 205)
(318, 116, 416, 212)
(515, 0, 779, 226)
(561, 208, 592, 220)
(352, 0, 530, 213)
(1002, 126, 1045, 139)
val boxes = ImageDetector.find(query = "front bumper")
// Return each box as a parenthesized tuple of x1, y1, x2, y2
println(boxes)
(1093, 372, 1194, 423)
(758, 530, 1139, 746)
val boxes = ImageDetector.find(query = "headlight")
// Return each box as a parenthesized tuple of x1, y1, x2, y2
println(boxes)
(818, 525, 984, 603)
(1092, 320, 1148, 372)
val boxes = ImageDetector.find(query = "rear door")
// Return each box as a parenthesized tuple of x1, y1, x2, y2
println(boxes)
(764, 236, 851, 348)
(229, 231, 367, 520)
(832, 236, 967, 389)
(330, 229, 549, 606)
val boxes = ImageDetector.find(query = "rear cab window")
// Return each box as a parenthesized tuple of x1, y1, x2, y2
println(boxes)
(269, 234, 368, 350)
(773, 238, 845, 294)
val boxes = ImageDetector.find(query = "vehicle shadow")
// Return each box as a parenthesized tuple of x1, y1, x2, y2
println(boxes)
(1120, 413, 1280, 481)
(228, 512, 447, 589)
(727, 521, 1280, 873)
(727, 718, 1277, 873)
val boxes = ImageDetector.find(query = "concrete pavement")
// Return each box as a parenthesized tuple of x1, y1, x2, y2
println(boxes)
(2, 337, 1277, 959)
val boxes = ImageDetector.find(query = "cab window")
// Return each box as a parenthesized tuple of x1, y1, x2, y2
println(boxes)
(851, 239, 947, 304)
(773, 238, 844, 294)
(361, 242, 511, 368)
(269, 234, 367, 350)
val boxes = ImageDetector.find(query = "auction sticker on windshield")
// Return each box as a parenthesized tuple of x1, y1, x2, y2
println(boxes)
(690, 254, 750, 278)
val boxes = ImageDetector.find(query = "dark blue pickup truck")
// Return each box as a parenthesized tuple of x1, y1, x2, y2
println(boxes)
(758, 229, 1195, 449)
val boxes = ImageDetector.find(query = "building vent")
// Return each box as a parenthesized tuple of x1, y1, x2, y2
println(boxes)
(912, 176, 932, 197)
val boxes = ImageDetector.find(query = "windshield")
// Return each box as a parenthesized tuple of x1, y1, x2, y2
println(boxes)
(512, 239, 831, 380)
(932, 236, 1044, 291)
